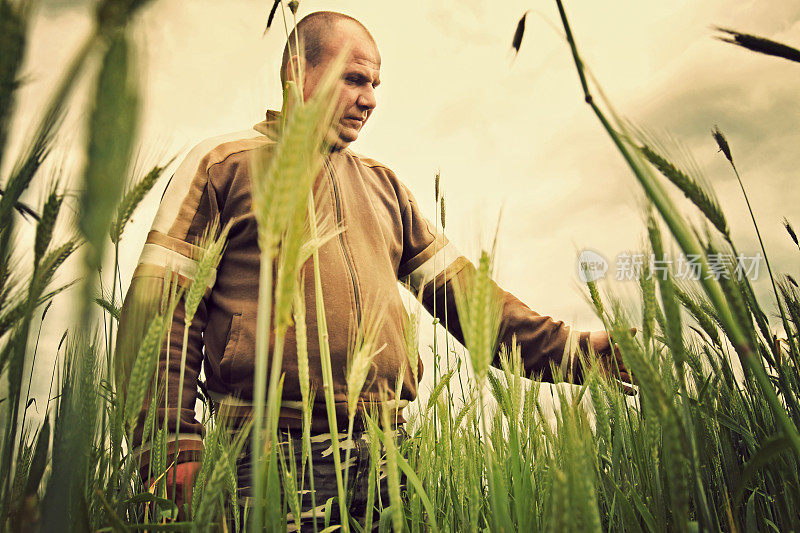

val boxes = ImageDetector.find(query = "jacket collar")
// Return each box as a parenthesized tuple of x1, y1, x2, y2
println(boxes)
(252, 109, 282, 141)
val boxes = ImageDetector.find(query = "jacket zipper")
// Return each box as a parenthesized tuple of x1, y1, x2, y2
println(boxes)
(325, 158, 363, 325)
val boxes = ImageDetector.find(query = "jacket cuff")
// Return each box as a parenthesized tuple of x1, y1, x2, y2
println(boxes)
(133, 433, 204, 482)
(573, 331, 592, 382)
(579, 331, 592, 355)
(559, 329, 592, 382)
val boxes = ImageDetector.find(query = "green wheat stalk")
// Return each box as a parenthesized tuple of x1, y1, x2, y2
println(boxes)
(110, 158, 174, 244)
(343, 308, 384, 494)
(246, 43, 345, 527)
(553, 0, 800, 459)
(173, 220, 229, 462)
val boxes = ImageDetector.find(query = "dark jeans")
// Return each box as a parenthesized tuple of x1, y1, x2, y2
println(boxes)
(235, 427, 407, 531)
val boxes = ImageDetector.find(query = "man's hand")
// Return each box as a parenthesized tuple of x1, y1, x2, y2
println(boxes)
(586, 329, 637, 395)
(150, 461, 201, 520)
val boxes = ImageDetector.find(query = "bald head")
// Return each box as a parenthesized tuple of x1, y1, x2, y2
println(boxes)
(279, 12, 381, 149)
(280, 11, 377, 85)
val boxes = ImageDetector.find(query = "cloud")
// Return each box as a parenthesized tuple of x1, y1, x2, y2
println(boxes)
(427, 4, 501, 47)
(634, 33, 800, 217)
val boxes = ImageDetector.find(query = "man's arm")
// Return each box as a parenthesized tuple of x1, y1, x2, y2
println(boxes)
(417, 262, 590, 381)
(394, 179, 625, 384)
(420, 264, 636, 390)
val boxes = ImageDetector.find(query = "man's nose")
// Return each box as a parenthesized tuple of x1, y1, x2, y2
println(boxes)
(356, 87, 376, 111)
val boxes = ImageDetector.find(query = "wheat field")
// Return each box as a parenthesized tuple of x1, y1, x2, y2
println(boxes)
(1, 0, 799, 531)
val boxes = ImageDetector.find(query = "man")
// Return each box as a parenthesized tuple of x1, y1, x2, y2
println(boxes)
(118, 10, 633, 528)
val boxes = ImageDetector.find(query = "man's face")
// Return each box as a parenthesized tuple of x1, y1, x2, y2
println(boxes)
(301, 21, 381, 150)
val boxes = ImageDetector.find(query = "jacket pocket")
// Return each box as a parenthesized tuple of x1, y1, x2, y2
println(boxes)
(220, 313, 243, 383)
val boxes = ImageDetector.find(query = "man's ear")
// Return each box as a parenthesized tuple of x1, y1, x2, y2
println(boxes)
(284, 54, 307, 85)
(282, 55, 307, 107)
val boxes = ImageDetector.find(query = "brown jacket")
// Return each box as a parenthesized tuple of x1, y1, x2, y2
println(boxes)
(120, 110, 590, 468)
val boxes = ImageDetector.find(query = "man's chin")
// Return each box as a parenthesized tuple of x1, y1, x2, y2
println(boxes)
(326, 127, 358, 151)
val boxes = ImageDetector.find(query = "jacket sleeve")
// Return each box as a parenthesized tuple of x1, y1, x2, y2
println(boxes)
(116, 140, 226, 477)
(395, 182, 590, 382)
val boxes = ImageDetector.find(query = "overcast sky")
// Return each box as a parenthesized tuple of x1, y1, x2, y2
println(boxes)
(10, 0, 800, 416)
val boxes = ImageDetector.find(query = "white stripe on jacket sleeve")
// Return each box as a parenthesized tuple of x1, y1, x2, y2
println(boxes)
(138, 243, 217, 289)
(406, 241, 460, 293)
